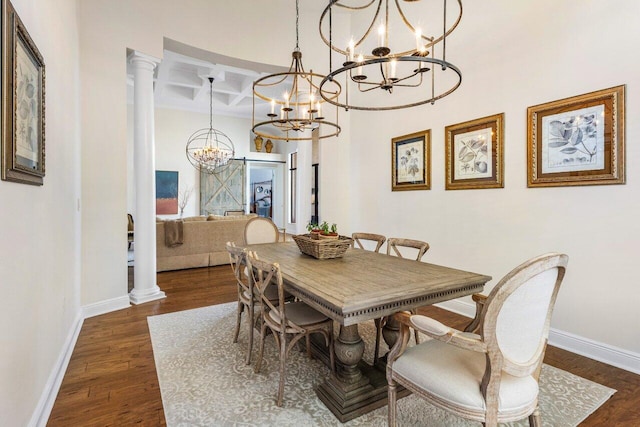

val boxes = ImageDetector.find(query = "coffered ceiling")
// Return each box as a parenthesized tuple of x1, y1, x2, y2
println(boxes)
(127, 39, 289, 120)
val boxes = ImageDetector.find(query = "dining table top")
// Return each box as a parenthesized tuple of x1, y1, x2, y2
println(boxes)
(245, 242, 492, 326)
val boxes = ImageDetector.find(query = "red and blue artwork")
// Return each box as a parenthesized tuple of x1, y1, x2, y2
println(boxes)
(156, 170, 179, 215)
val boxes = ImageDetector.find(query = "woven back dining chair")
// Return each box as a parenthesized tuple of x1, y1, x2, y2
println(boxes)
(247, 250, 334, 407)
(351, 232, 386, 253)
(374, 237, 431, 364)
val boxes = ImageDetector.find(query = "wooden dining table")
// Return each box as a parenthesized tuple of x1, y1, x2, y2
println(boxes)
(246, 241, 491, 422)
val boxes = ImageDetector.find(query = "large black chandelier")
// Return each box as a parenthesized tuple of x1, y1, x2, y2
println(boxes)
(252, 0, 341, 142)
(319, 0, 463, 111)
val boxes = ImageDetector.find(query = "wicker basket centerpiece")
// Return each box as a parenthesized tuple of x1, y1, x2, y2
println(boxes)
(292, 234, 352, 259)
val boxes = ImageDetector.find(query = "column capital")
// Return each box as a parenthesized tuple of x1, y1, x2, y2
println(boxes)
(128, 50, 160, 70)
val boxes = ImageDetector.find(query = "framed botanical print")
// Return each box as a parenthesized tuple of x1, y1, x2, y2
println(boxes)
(445, 113, 504, 190)
(391, 129, 430, 191)
(527, 85, 625, 187)
(1, 0, 46, 185)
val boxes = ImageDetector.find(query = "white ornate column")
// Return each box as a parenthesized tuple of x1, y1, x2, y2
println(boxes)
(128, 51, 165, 304)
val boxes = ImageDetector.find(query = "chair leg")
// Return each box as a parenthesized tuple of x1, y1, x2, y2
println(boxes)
(233, 301, 243, 344)
(306, 335, 312, 359)
(528, 407, 542, 427)
(374, 317, 383, 364)
(245, 304, 254, 365)
(410, 308, 420, 344)
(254, 321, 267, 374)
(277, 332, 287, 407)
(388, 381, 397, 427)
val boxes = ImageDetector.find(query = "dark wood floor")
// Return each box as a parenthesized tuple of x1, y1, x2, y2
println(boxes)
(48, 265, 640, 426)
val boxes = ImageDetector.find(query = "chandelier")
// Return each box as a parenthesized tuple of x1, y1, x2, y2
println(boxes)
(318, 0, 463, 111)
(186, 77, 235, 173)
(252, 0, 341, 142)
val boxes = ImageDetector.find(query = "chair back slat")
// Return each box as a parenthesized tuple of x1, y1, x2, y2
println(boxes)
(246, 251, 287, 330)
(351, 232, 386, 253)
(386, 237, 430, 261)
(226, 241, 251, 298)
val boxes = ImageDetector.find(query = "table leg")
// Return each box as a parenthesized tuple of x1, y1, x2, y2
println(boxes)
(378, 314, 402, 366)
(333, 324, 366, 384)
(315, 323, 408, 422)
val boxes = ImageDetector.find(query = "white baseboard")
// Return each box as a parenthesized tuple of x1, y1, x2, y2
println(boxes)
(549, 328, 640, 375)
(82, 295, 131, 318)
(435, 300, 640, 375)
(29, 312, 84, 427)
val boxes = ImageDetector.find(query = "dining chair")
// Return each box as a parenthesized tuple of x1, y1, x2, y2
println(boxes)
(351, 232, 386, 253)
(244, 217, 279, 245)
(386, 253, 569, 427)
(386, 237, 430, 260)
(374, 237, 431, 364)
(226, 241, 288, 365)
(226, 242, 256, 365)
(247, 250, 334, 407)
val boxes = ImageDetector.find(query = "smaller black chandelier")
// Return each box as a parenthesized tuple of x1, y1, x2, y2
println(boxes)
(252, 0, 341, 141)
(319, 0, 463, 111)
(186, 77, 235, 173)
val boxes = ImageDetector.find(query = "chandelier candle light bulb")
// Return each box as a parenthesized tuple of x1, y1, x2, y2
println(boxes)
(378, 23, 385, 48)
(348, 38, 355, 62)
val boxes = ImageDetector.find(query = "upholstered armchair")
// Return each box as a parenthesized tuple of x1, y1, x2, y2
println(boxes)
(386, 253, 568, 427)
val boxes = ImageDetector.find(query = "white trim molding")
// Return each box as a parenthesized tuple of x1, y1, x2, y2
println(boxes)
(82, 295, 131, 318)
(435, 299, 640, 375)
(29, 313, 84, 427)
(550, 328, 640, 375)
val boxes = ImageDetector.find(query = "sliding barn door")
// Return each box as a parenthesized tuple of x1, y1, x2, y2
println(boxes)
(200, 160, 246, 215)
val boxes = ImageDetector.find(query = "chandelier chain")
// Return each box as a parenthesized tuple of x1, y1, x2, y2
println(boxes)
(209, 78, 213, 129)
(295, 0, 300, 49)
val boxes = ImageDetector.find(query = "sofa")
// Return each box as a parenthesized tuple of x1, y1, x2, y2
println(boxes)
(156, 214, 256, 272)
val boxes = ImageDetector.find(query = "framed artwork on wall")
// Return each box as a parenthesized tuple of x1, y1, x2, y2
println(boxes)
(445, 113, 504, 190)
(1, 0, 46, 186)
(391, 129, 431, 191)
(156, 170, 179, 215)
(527, 85, 625, 187)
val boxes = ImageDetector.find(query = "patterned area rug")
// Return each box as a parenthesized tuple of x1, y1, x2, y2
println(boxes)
(148, 303, 615, 426)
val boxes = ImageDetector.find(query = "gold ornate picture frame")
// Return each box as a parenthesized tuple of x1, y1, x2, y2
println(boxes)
(1, 0, 46, 185)
(445, 113, 504, 190)
(391, 129, 430, 191)
(527, 85, 625, 188)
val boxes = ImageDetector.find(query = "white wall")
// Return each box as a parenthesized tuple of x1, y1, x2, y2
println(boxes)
(348, 0, 640, 358)
(0, 0, 81, 425)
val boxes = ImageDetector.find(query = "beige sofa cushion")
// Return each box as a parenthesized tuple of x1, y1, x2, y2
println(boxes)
(156, 216, 253, 271)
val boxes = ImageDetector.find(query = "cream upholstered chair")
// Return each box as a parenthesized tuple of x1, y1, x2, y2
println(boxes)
(244, 217, 279, 245)
(351, 232, 386, 253)
(373, 237, 431, 364)
(248, 251, 334, 407)
(386, 253, 569, 427)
